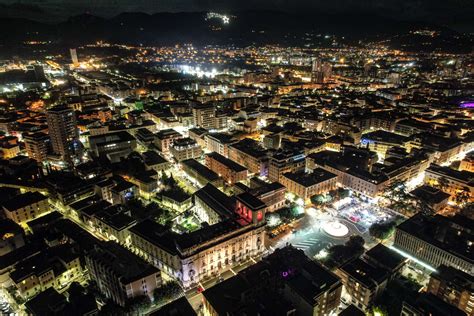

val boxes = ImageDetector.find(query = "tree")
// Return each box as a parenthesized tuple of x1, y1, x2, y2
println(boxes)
(68, 282, 85, 299)
(324, 236, 365, 269)
(460, 202, 474, 219)
(161, 172, 178, 190)
(346, 235, 365, 250)
(370, 306, 388, 316)
(311, 194, 326, 206)
(153, 281, 182, 305)
(369, 221, 396, 240)
(414, 198, 434, 215)
(126, 295, 151, 314)
(337, 188, 350, 199)
(435, 176, 449, 192)
(99, 301, 125, 316)
(454, 187, 470, 206)
(383, 180, 408, 201)
(372, 276, 422, 316)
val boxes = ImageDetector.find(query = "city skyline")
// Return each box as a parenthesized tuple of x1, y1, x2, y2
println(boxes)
(0, 2, 472, 316)
(1, 0, 474, 30)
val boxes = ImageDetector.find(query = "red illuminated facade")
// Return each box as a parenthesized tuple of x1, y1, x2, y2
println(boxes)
(235, 192, 267, 225)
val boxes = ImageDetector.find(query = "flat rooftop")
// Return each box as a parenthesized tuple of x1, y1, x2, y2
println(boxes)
(283, 169, 337, 187)
(182, 159, 220, 182)
(87, 241, 159, 284)
(206, 152, 247, 172)
(2, 191, 47, 211)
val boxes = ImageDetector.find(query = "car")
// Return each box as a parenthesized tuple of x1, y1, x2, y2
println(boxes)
(197, 286, 204, 293)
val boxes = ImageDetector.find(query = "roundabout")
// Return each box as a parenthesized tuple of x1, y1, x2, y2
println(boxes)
(322, 221, 349, 237)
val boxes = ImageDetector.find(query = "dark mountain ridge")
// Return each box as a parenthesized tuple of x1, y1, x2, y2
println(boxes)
(0, 11, 471, 53)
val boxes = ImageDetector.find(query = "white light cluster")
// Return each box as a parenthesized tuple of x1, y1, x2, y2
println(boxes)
(179, 65, 218, 78)
(206, 12, 230, 24)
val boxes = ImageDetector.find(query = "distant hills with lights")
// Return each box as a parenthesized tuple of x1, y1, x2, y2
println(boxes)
(0, 9, 472, 53)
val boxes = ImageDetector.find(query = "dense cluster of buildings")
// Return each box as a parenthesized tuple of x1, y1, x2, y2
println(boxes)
(0, 35, 473, 316)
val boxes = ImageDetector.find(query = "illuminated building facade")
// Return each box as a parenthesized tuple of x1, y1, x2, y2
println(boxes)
(24, 132, 50, 162)
(203, 246, 342, 316)
(205, 133, 235, 158)
(268, 150, 306, 182)
(130, 191, 267, 288)
(205, 152, 247, 185)
(86, 241, 161, 306)
(192, 104, 215, 129)
(46, 105, 80, 163)
(228, 139, 269, 177)
(427, 265, 474, 316)
(281, 169, 337, 203)
(394, 214, 474, 275)
(154, 129, 182, 155)
(2, 192, 49, 225)
(169, 137, 203, 162)
(9, 245, 83, 299)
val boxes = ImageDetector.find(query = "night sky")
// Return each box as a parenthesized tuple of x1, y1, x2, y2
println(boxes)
(0, 0, 473, 30)
(0, 0, 471, 16)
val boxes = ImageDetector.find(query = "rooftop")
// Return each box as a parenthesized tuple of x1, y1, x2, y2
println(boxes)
(283, 169, 337, 187)
(206, 132, 235, 144)
(89, 130, 136, 144)
(410, 185, 451, 205)
(2, 191, 47, 211)
(181, 159, 220, 182)
(364, 243, 407, 272)
(430, 265, 474, 291)
(87, 241, 159, 284)
(339, 258, 390, 289)
(95, 209, 136, 231)
(0, 218, 23, 238)
(25, 288, 68, 316)
(188, 127, 208, 137)
(172, 137, 198, 148)
(194, 183, 235, 219)
(236, 192, 267, 211)
(203, 246, 340, 314)
(150, 297, 197, 316)
(362, 130, 408, 144)
(406, 293, 467, 316)
(397, 214, 474, 264)
(427, 164, 474, 185)
(10, 244, 79, 283)
(230, 138, 268, 159)
(339, 305, 366, 316)
(142, 150, 168, 165)
(206, 152, 247, 172)
(250, 181, 286, 198)
(130, 216, 257, 258)
(156, 128, 182, 139)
